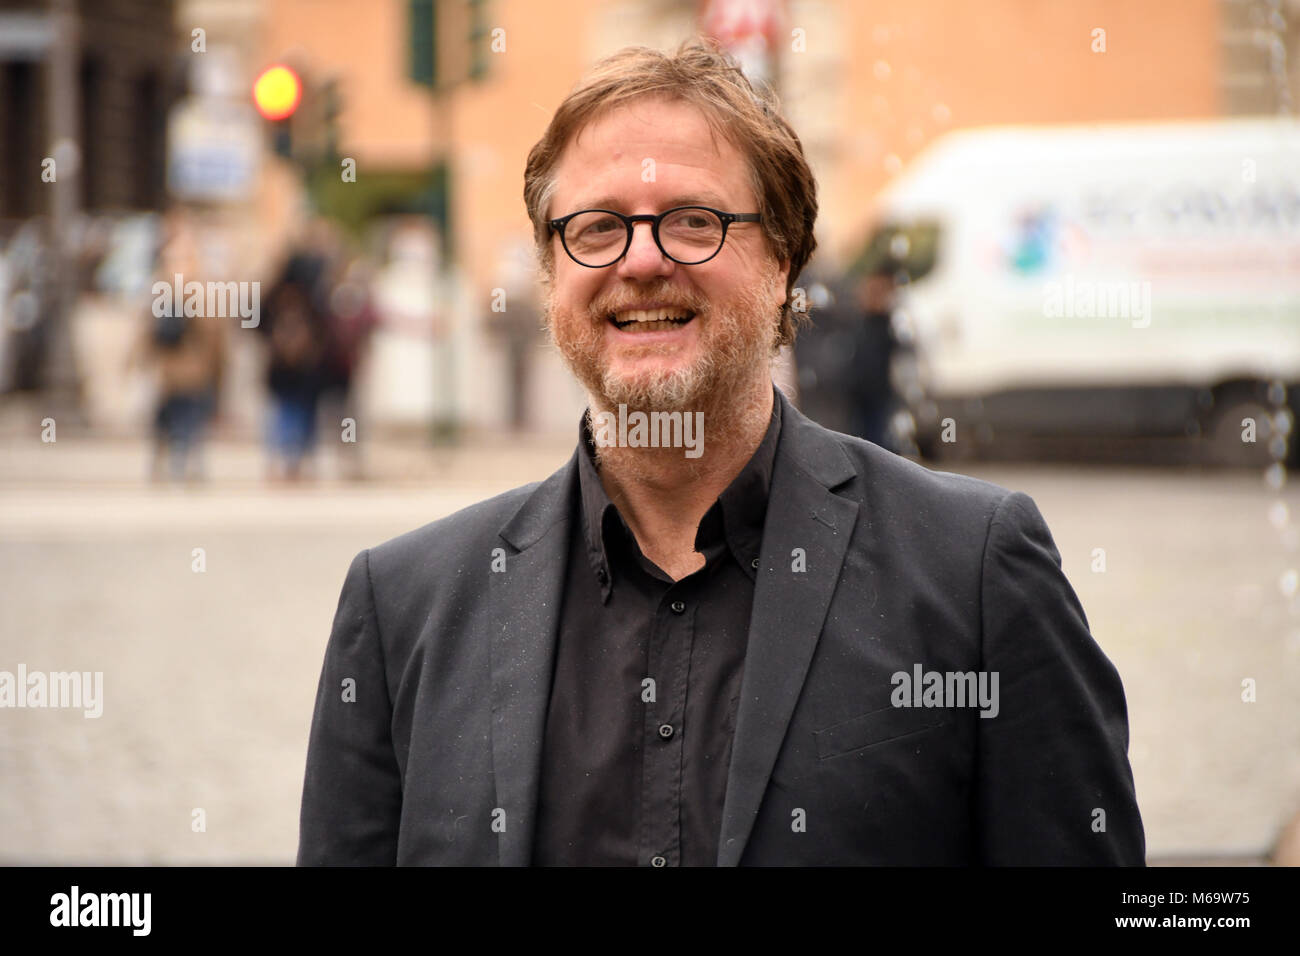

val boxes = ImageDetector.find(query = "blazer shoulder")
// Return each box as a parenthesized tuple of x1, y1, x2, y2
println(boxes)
(825, 427, 1016, 521)
(364, 480, 545, 579)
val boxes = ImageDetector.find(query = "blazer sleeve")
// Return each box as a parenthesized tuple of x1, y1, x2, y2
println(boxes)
(975, 491, 1146, 865)
(297, 549, 404, 865)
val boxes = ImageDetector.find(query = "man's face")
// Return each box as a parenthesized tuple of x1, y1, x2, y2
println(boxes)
(543, 97, 790, 413)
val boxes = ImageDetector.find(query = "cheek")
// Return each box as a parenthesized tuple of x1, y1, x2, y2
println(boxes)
(714, 265, 779, 310)
(555, 269, 601, 312)
(721, 246, 783, 300)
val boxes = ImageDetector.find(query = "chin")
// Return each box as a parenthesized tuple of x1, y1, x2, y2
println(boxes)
(599, 363, 709, 412)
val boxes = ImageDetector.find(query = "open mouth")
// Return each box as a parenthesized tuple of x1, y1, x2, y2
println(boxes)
(609, 308, 697, 332)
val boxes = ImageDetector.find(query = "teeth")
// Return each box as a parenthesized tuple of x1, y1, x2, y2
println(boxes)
(613, 308, 693, 324)
(621, 319, 687, 333)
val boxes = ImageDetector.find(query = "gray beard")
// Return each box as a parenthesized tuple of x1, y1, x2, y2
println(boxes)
(555, 313, 776, 474)
(544, 287, 779, 422)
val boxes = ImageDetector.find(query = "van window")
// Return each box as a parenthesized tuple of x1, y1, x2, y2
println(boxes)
(852, 221, 940, 283)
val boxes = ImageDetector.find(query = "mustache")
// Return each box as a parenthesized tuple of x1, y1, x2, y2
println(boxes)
(586, 287, 709, 320)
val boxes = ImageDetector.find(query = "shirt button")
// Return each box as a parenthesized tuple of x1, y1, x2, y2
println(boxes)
(658, 723, 674, 740)
(651, 855, 667, 867)
(670, 600, 686, 614)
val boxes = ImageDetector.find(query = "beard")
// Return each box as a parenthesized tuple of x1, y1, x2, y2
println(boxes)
(542, 263, 782, 419)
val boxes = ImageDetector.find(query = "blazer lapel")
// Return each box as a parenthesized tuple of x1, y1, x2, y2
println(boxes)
(487, 451, 577, 866)
(717, 390, 860, 866)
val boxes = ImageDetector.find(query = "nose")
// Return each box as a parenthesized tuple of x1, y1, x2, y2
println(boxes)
(615, 220, 675, 281)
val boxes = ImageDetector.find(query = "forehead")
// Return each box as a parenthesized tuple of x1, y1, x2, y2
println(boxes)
(549, 97, 754, 214)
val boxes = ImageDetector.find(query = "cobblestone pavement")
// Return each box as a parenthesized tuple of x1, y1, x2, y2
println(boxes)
(1, 436, 1296, 863)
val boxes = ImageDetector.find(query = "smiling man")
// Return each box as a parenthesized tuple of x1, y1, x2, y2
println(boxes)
(297, 40, 1145, 866)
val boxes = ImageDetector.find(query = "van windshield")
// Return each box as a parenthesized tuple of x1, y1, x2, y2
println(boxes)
(852, 221, 941, 283)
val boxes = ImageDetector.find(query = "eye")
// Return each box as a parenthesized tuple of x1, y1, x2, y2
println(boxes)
(663, 208, 720, 232)
(574, 214, 622, 239)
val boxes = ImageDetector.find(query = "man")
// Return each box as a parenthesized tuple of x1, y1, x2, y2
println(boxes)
(849, 260, 902, 452)
(297, 40, 1144, 866)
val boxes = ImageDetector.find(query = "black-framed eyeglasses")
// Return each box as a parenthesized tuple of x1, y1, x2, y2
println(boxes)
(548, 205, 762, 268)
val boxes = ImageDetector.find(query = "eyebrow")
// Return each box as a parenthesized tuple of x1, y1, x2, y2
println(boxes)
(567, 193, 733, 213)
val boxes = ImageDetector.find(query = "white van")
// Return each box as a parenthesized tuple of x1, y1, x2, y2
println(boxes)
(863, 117, 1300, 464)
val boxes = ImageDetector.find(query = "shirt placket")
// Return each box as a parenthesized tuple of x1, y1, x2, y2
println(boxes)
(638, 582, 694, 867)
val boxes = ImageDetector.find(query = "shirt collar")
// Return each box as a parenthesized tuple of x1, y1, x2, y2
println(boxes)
(576, 385, 783, 601)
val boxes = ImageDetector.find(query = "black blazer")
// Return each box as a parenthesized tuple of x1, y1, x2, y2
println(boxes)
(297, 388, 1145, 865)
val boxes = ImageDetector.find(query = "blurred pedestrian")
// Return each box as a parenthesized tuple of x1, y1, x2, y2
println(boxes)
(792, 271, 860, 435)
(848, 260, 902, 452)
(260, 254, 330, 481)
(485, 284, 542, 431)
(128, 223, 226, 482)
(319, 257, 378, 479)
(0, 218, 59, 394)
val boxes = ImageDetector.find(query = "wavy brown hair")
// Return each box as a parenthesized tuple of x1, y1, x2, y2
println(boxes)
(523, 38, 819, 349)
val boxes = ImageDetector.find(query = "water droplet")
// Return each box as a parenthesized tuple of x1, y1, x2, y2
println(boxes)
(1265, 463, 1286, 490)
(1269, 501, 1289, 528)
(874, 60, 892, 81)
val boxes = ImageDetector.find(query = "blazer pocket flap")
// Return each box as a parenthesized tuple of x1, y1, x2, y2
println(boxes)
(815, 705, 947, 760)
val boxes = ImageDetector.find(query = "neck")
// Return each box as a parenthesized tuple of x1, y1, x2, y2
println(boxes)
(588, 372, 775, 579)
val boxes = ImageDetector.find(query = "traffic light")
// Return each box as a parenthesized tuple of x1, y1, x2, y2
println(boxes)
(253, 64, 340, 166)
(253, 64, 302, 120)
(253, 64, 302, 158)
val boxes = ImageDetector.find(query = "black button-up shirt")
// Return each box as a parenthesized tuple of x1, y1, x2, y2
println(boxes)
(531, 393, 783, 866)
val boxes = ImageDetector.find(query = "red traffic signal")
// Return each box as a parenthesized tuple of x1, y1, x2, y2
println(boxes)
(253, 64, 302, 121)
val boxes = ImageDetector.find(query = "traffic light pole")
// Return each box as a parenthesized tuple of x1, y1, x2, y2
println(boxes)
(44, 0, 84, 419)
